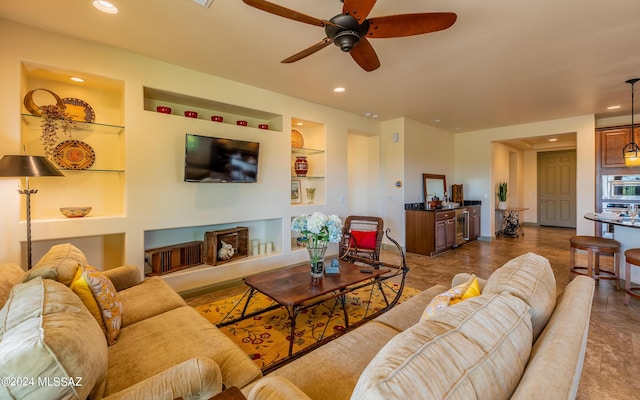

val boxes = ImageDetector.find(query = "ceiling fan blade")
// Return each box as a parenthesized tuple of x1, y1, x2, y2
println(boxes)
(242, 0, 334, 27)
(367, 13, 457, 38)
(350, 37, 380, 72)
(281, 38, 333, 63)
(342, 0, 377, 24)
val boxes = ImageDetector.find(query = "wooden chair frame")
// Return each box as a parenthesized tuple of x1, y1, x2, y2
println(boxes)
(339, 215, 384, 262)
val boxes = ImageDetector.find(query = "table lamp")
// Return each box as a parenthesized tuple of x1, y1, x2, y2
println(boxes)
(0, 154, 64, 269)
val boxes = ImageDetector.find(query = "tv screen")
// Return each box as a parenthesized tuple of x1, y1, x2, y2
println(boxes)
(184, 133, 259, 183)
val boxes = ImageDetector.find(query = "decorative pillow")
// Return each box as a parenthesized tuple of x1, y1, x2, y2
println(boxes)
(0, 263, 25, 309)
(0, 278, 108, 399)
(421, 275, 479, 319)
(70, 265, 123, 345)
(32, 243, 88, 286)
(349, 230, 378, 250)
(451, 277, 481, 305)
(483, 252, 556, 340)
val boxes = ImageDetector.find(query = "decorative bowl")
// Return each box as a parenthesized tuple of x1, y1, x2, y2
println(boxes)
(156, 106, 171, 114)
(211, 115, 223, 122)
(184, 111, 198, 118)
(60, 206, 92, 218)
(236, 120, 248, 126)
(258, 124, 269, 130)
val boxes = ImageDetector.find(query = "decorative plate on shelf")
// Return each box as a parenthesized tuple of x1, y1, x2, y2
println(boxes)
(62, 98, 96, 122)
(291, 129, 304, 148)
(53, 140, 96, 170)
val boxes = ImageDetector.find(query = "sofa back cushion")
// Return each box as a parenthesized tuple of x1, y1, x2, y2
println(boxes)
(351, 293, 532, 400)
(0, 263, 24, 309)
(0, 278, 108, 399)
(31, 243, 88, 286)
(483, 252, 556, 340)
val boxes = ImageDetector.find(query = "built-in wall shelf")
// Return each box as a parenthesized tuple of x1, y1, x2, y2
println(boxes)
(143, 87, 283, 132)
(21, 114, 125, 134)
(291, 117, 326, 206)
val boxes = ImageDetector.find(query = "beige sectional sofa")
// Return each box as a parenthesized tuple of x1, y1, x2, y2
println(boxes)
(242, 252, 595, 400)
(0, 243, 262, 399)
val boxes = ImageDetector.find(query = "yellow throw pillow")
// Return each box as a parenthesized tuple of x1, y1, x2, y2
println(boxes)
(450, 278, 481, 305)
(422, 275, 479, 320)
(70, 265, 123, 345)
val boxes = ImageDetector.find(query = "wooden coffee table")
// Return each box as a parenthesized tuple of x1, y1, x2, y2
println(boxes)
(218, 258, 407, 372)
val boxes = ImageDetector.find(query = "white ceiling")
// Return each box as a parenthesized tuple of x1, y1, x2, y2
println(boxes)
(1, 0, 639, 133)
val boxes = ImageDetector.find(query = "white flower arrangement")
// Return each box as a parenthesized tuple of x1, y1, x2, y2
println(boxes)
(292, 212, 343, 248)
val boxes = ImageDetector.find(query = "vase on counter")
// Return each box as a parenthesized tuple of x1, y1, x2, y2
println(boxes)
(294, 156, 309, 177)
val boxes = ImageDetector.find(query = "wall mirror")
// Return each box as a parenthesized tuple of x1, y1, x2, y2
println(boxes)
(423, 173, 447, 201)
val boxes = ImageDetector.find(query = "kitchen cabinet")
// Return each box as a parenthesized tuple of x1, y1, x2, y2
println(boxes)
(468, 205, 481, 241)
(406, 209, 457, 256)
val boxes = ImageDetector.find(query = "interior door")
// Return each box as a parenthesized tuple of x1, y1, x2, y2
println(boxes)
(538, 150, 577, 228)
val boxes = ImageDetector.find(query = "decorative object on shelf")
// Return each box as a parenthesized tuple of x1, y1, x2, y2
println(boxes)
(156, 106, 171, 114)
(623, 78, 640, 166)
(236, 120, 248, 126)
(291, 179, 302, 203)
(0, 154, 64, 269)
(291, 129, 304, 148)
(53, 140, 96, 170)
(39, 104, 76, 160)
(184, 111, 198, 118)
(62, 98, 96, 122)
(258, 124, 269, 129)
(291, 212, 343, 280)
(325, 258, 341, 275)
(305, 187, 316, 204)
(496, 181, 508, 210)
(217, 240, 235, 261)
(59, 206, 92, 218)
(211, 115, 223, 122)
(294, 156, 309, 177)
(23, 88, 64, 116)
(296, 236, 308, 247)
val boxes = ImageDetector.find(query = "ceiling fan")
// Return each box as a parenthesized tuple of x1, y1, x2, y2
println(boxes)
(242, 0, 457, 72)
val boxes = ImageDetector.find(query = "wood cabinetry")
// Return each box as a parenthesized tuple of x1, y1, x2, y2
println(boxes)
(406, 209, 456, 256)
(600, 127, 632, 168)
(468, 205, 481, 241)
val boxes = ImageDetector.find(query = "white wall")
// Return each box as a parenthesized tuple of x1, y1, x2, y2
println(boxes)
(0, 19, 381, 290)
(455, 115, 596, 237)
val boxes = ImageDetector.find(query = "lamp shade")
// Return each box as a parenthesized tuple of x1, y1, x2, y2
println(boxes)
(0, 155, 64, 177)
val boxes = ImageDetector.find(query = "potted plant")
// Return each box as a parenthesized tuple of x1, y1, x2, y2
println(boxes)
(496, 182, 508, 210)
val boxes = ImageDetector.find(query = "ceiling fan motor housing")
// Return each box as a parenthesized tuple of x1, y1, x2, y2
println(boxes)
(326, 14, 369, 52)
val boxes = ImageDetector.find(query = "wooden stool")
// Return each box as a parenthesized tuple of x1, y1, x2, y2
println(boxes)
(569, 235, 620, 287)
(624, 249, 640, 305)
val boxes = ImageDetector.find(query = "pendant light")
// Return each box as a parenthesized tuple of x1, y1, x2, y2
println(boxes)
(623, 78, 640, 166)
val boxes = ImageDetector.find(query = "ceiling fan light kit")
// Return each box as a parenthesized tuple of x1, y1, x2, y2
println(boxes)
(242, 0, 456, 71)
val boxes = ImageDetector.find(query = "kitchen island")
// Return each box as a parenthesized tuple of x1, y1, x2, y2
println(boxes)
(584, 212, 640, 283)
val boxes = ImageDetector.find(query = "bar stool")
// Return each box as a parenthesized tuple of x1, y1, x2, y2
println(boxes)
(624, 249, 640, 305)
(569, 235, 620, 287)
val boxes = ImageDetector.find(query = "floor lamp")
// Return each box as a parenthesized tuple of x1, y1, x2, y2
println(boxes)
(0, 155, 63, 269)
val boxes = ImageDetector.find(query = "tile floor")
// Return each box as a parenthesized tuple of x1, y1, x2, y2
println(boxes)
(186, 225, 640, 399)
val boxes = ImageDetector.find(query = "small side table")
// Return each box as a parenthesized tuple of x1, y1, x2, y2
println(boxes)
(497, 207, 529, 238)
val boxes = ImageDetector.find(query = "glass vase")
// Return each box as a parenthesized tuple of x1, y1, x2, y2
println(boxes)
(307, 242, 328, 279)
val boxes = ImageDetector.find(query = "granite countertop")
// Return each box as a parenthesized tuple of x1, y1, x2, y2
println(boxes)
(584, 212, 640, 229)
(405, 200, 482, 211)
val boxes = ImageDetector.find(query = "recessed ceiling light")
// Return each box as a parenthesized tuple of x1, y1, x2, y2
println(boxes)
(334, 87, 345, 93)
(191, 0, 214, 7)
(93, 1, 118, 14)
(548, 136, 558, 142)
(607, 105, 621, 110)
(432, 119, 441, 123)
(296, 122, 303, 126)
(70, 77, 85, 83)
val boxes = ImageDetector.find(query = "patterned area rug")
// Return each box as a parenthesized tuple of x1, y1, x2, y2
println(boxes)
(194, 283, 420, 371)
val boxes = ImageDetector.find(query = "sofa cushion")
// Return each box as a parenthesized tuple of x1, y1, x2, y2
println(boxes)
(0, 263, 24, 309)
(483, 252, 556, 340)
(117, 276, 187, 327)
(105, 306, 262, 395)
(351, 293, 532, 400)
(70, 265, 123, 345)
(373, 284, 448, 332)
(0, 278, 108, 400)
(32, 243, 88, 286)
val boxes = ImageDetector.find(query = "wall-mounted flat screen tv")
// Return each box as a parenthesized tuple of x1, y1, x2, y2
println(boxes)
(184, 133, 259, 183)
